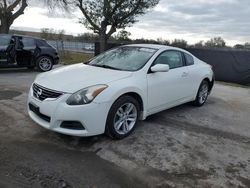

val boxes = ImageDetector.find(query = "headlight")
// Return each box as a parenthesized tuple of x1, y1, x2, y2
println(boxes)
(66, 85, 108, 105)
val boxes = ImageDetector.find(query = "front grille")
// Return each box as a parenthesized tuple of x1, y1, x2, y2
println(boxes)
(33, 83, 63, 101)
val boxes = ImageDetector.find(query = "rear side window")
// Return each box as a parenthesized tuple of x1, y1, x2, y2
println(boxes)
(154, 50, 184, 69)
(37, 40, 51, 47)
(0, 35, 11, 46)
(22, 37, 36, 48)
(184, 53, 194, 66)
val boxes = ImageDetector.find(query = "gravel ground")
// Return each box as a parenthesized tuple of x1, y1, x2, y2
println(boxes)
(0, 67, 250, 188)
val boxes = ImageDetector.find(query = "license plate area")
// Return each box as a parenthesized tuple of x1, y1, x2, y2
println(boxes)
(29, 103, 51, 122)
(29, 103, 39, 114)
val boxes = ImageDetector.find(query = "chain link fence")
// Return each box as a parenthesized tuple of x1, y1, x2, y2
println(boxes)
(47, 40, 95, 54)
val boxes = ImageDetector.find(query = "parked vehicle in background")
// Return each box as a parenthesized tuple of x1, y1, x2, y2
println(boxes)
(0, 34, 59, 72)
(28, 44, 214, 139)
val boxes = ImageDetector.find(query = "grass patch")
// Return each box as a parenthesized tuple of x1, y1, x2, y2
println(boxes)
(60, 51, 94, 65)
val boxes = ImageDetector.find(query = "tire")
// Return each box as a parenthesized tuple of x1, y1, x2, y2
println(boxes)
(36, 56, 53, 72)
(105, 95, 140, 139)
(193, 80, 209, 107)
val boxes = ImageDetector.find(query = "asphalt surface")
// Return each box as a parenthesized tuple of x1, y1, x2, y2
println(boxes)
(0, 67, 250, 188)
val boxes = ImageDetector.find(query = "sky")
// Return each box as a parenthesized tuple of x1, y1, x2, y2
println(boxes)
(11, 0, 250, 46)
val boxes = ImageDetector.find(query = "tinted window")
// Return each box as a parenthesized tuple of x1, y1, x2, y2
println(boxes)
(184, 53, 194, 66)
(89, 46, 157, 71)
(22, 38, 36, 48)
(154, 51, 184, 69)
(0, 35, 11, 47)
(37, 40, 51, 47)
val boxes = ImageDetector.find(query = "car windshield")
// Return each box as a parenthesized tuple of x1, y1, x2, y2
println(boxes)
(0, 35, 11, 47)
(89, 46, 157, 71)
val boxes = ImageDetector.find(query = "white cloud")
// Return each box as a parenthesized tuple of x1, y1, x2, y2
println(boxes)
(11, 0, 250, 46)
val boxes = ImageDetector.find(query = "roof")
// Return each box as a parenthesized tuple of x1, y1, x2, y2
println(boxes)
(125, 43, 166, 49)
(124, 43, 186, 51)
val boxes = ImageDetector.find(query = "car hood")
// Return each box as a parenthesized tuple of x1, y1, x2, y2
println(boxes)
(35, 64, 132, 93)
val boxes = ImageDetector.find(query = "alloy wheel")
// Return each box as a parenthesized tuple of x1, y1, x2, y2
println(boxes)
(39, 57, 52, 71)
(113, 103, 138, 135)
(198, 83, 209, 104)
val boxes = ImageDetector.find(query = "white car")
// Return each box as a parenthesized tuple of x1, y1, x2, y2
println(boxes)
(28, 44, 214, 139)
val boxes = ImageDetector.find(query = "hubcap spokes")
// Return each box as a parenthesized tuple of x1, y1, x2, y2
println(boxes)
(199, 84, 208, 104)
(40, 58, 52, 71)
(114, 103, 137, 135)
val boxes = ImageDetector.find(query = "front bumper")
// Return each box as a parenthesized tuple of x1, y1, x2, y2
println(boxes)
(27, 87, 111, 137)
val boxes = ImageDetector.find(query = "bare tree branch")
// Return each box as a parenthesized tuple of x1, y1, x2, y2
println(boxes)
(11, 0, 27, 22)
(77, 0, 100, 33)
(7, 0, 21, 12)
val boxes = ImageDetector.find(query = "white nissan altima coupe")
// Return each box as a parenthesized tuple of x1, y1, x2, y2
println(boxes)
(28, 44, 214, 139)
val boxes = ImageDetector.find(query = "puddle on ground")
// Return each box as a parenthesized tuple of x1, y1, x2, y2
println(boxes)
(0, 90, 22, 100)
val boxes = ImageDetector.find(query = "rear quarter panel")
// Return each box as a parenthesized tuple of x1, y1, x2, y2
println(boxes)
(188, 58, 213, 97)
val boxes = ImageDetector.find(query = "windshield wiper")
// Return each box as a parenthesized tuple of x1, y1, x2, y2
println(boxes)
(91, 64, 121, 70)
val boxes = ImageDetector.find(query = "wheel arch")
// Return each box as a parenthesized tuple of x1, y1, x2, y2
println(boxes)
(112, 91, 145, 120)
(203, 77, 214, 92)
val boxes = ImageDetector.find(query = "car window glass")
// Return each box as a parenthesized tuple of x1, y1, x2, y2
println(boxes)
(184, 53, 194, 66)
(154, 51, 184, 69)
(22, 38, 36, 49)
(89, 47, 157, 71)
(0, 35, 11, 47)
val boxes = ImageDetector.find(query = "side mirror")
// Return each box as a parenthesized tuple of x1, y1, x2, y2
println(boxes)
(151, 64, 170, 73)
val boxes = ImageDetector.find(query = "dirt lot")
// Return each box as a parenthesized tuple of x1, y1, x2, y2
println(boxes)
(0, 67, 250, 188)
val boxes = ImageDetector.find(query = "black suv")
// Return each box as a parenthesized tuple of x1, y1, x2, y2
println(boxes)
(0, 34, 59, 72)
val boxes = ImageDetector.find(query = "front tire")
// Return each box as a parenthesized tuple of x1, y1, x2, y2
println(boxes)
(193, 80, 209, 107)
(105, 96, 140, 139)
(36, 56, 53, 72)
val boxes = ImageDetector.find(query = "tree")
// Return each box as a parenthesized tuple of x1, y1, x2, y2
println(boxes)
(204, 37, 226, 48)
(0, 0, 28, 33)
(156, 37, 170, 45)
(234, 44, 244, 49)
(114, 30, 131, 41)
(171, 39, 188, 48)
(40, 28, 57, 40)
(57, 29, 65, 40)
(54, 0, 159, 52)
(194, 40, 204, 48)
(245, 42, 250, 49)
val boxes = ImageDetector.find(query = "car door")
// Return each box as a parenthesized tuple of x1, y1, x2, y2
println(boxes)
(16, 37, 36, 66)
(183, 52, 200, 97)
(147, 50, 190, 114)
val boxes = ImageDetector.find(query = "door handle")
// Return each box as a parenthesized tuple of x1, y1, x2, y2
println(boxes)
(182, 72, 189, 77)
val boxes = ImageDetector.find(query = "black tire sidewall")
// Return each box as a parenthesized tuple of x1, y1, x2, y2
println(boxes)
(36, 56, 53, 72)
(105, 95, 140, 139)
(193, 80, 209, 107)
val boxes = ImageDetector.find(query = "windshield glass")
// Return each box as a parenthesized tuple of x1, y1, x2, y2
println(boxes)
(0, 35, 11, 47)
(89, 46, 157, 71)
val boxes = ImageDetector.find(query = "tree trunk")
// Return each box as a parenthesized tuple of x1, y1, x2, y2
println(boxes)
(0, 17, 11, 34)
(99, 32, 108, 53)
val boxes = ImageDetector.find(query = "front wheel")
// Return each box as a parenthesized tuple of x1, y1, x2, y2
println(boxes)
(193, 80, 209, 107)
(36, 56, 53, 72)
(105, 96, 140, 139)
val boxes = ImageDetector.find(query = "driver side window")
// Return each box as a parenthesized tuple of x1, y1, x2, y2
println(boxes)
(154, 51, 184, 69)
